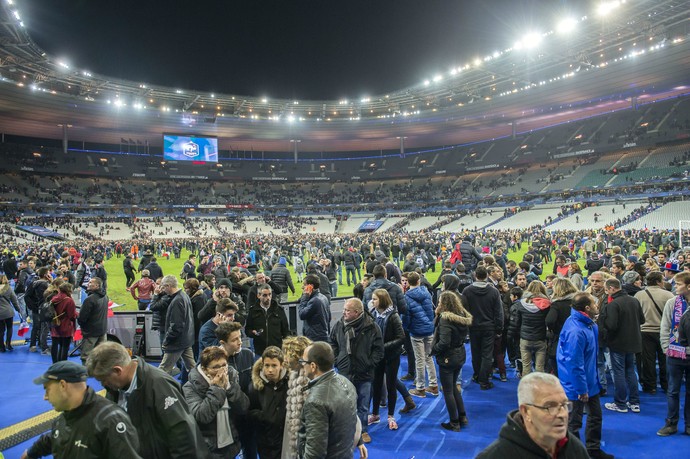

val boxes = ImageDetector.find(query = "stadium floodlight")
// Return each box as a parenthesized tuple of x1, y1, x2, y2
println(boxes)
(514, 32, 543, 50)
(423, 80, 430, 86)
(596, 1, 623, 17)
(433, 74, 443, 82)
(556, 17, 578, 34)
(473, 58, 482, 67)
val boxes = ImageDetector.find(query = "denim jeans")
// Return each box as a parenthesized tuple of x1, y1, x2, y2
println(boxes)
(411, 335, 437, 390)
(597, 346, 610, 391)
(520, 339, 547, 376)
(30, 312, 49, 351)
(353, 380, 372, 433)
(665, 356, 690, 424)
(346, 266, 356, 286)
(329, 281, 338, 299)
(438, 364, 466, 422)
(609, 351, 640, 408)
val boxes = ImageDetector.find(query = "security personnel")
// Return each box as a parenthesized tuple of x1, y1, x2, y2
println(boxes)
(22, 361, 142, 459)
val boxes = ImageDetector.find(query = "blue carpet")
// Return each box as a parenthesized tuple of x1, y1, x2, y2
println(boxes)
(1, 312, 687, 458)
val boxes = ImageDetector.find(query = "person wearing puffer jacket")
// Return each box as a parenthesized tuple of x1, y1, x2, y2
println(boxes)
(402, 272, 438, 398)
(508, 281, 552, 376)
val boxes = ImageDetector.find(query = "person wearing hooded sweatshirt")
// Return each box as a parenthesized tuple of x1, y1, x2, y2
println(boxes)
(463, 266, 504, 390)
(431, 291, 473, 432)
(403, 271, 439, 398)
(248, 346, 289, 459)
(509, 281, 552, 376)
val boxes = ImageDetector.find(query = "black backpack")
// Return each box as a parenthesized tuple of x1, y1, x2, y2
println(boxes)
(24, 278, 45, 311)
(39, 300, 58, 323)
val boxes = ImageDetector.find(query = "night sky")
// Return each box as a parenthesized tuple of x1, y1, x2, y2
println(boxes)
(22, 0, 586, 100)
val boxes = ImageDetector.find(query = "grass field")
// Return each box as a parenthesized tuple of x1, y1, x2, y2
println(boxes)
(102, 244, 592, 311)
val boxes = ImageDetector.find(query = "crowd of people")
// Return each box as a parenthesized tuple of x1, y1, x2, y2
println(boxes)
(2, 226, 690, 458)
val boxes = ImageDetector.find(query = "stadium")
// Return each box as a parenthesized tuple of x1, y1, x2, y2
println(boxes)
(1, 0, 690, 458)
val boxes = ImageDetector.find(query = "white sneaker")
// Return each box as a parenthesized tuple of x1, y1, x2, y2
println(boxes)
(604, 402, 628, 413)
(627, 403, 640, 413)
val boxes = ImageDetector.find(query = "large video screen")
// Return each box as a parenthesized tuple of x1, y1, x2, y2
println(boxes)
(163, 134, 218, 162)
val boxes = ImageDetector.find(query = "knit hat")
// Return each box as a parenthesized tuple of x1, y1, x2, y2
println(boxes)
(279, 257, 287, 265)
(216, 278, 232, 289)
(622, 271, 640, 285)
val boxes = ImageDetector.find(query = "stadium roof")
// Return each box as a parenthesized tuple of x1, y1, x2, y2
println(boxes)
(0, 0, 689, 152)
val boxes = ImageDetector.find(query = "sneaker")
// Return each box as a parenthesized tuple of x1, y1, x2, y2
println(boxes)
(41, 349, 51, 355)
(604, 402, 628, 413)
(29, 346, 37, 353)
(367, 414, 380, 425)
(500, 373, 508, 382)
(657, 422, 678, 436)
(409, 388, 427, 398)
(387, 416, 398, 430)
(425, 386, 439, 396)
(361, 432, 371, 443)
(400, 373, 415, 381)
(627, 403, 640, 413)
(480, 382, 494, 390)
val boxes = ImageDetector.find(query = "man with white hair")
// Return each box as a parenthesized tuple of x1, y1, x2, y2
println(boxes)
(477, 373, 589, 458)
(158, 275, 196, 376)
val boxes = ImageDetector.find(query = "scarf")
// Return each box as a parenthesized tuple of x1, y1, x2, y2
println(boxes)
(198, 365, 234, 448)
(344, 313, 364, 355)
(668, 295, 688, 360)
(374, 306, 394, 336)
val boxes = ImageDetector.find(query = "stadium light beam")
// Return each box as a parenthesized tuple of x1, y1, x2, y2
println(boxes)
(556, 17, 578, 34)
(597, 1, 623, 17)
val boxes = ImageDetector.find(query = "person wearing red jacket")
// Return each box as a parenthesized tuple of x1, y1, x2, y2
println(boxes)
(130, 269, 157, 310)
(50, 282, 78, 363)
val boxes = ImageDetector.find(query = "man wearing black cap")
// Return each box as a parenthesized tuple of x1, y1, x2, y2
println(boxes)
(87, 341, 208, 458)
(22, 361, 142, 459)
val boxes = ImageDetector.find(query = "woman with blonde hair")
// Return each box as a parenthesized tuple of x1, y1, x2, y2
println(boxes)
(280, 335, 312, 459)
(0, 275, 20, 352)
(546, 278, 579, 375)
(432, 291, 473, 432)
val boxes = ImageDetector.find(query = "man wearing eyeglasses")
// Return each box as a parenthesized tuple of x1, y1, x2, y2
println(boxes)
(557, 293, 613, 459)
(477, 372, 589, 458)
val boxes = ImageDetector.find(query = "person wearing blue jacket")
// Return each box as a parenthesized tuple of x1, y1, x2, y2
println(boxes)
(403, 272, 438, 398)
(298, 274, 331, 342)
(557, 292, 613, 459)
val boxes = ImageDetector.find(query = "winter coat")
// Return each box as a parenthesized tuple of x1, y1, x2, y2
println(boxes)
(546, 294, 575, 357)
(363, 277, 406, 314)
(0, 283, 19, 321)
(245, 299, 290, 356)
(162, 289, 195, 352)
(50, 291, 77, 338)
(330, 313, 384, 382)
(431, 310, 472, 368)
(462, 281, 504, 332)
(509, 296, 551, 341)
(271, 264, 295, 294)
(105, 357, 208, 459)
(183, 364, 248, 459)
(298, 291, 331, 342)
(77, 289, 109, 338)
(248, 360, 289, 459)
(402, 287, 435, 337)
(297, 370, 358, 459)
(144, 261, 163, 281)
(459, 241, 482, 271)
(476, 410, 589, 459)
(601, 290, 645, 354)
(557, 309, 601, 400)
(376, 309, 405, 360)
(27, 387, 142, 459)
